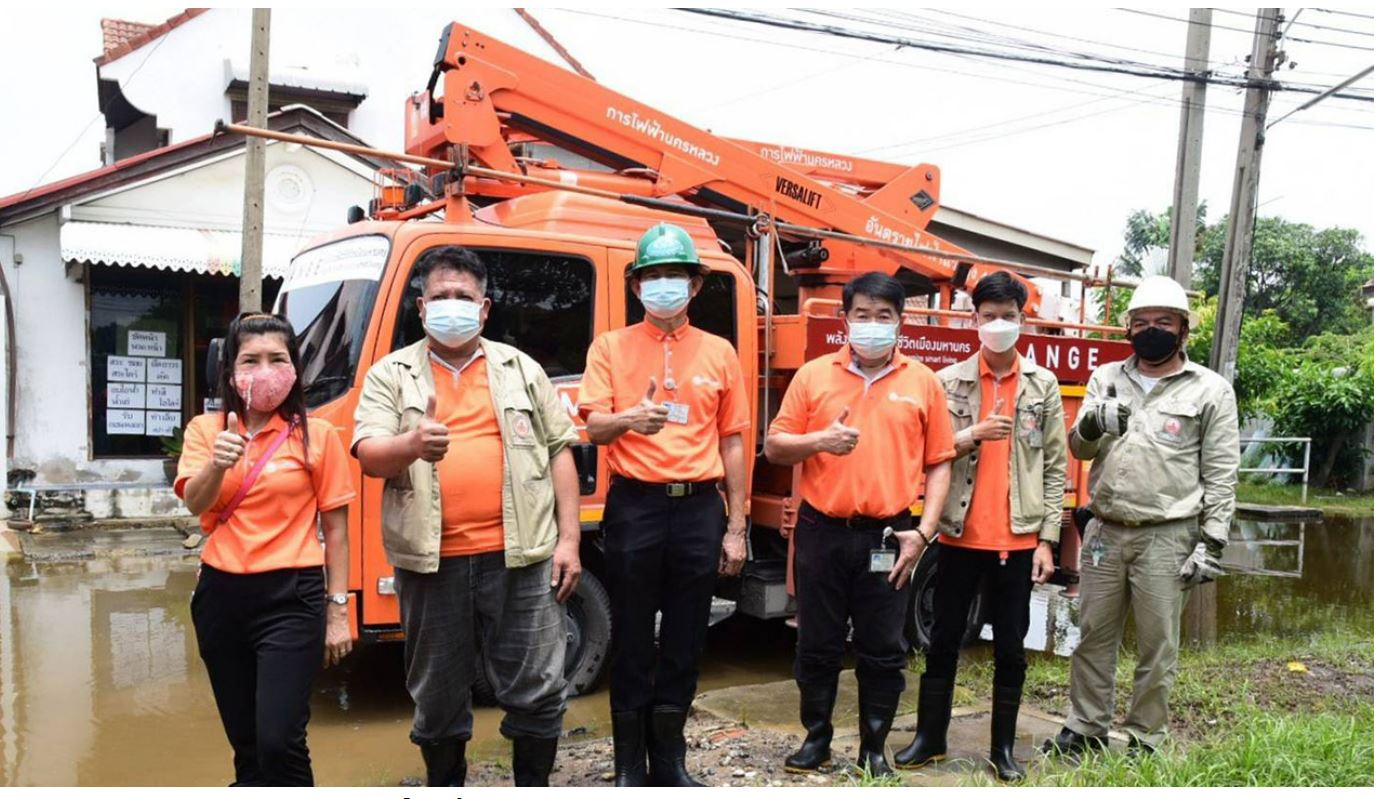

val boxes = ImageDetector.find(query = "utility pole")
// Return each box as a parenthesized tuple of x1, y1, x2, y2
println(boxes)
(1167, 9, 1212, 289)
(238, 8, 271, 313)
(1210, 8, 1281, 384)
(1190, 8, 1281, 649)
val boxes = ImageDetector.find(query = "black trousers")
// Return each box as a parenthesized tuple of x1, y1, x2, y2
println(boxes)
(924, 544, 1034, 690)
(792, 506, 910, 698)
(191, 564, 325, 787)
(603, 477, 725, 712)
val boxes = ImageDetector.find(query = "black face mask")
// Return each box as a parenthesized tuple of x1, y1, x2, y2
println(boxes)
(1130, 327, 1182, 365)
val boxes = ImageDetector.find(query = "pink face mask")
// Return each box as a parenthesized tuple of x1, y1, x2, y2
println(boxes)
(233, 363, 297, 412)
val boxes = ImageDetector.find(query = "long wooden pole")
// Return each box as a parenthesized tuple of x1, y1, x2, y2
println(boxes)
(238, 9, 271, 313)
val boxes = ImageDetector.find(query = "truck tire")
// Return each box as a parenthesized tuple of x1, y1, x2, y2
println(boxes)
(904, 543, 986, 653)
(470, 570, 614, 705)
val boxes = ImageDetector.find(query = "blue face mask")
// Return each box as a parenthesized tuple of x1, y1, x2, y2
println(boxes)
(639, 276, 691, 319)
(848, 320, 898, 360)
(424, 298, 483, 348)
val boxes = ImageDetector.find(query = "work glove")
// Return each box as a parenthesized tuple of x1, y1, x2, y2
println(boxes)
(1178, 542, 1225, 587)
(1077, 399, 1130, 441)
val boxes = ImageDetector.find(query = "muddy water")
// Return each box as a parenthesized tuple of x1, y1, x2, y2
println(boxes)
(1, 516, 1370, 786)
(0, 555, 794, 787)
(1218, 515, 1373, 638)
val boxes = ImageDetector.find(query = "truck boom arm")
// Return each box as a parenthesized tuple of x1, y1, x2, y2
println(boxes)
(409, 22, 1040, 305)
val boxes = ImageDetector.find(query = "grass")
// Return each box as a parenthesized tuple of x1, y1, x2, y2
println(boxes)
(1236, 481, 1374, 517)
(1028, 702, 1373, 787)
(919, 626, 1374, 787)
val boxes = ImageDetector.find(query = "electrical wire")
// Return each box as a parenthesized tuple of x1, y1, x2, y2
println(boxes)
(681, 8, 1374, 99)
(10, 31, 176, 205)
(1116, 8, 1374, 51)
(555, 8, 1372, 146)
(1212, 6, 1373, 36)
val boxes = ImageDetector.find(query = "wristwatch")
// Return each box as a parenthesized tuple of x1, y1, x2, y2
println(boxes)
(326, 593, 349, 606)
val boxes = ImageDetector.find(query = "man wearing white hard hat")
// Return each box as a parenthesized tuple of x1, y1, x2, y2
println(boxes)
(1043, 275, 1239, 757)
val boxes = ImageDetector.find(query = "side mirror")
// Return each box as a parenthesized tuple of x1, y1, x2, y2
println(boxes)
(206, 337, 224, 394)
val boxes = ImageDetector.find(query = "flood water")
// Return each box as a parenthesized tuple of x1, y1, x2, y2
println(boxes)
(0, 516, 1371, 786)
(0, 553, 796, 787)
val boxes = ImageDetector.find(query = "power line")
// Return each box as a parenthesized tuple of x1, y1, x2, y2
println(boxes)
(1212, 6, 1373, 36)
(682, 8, 1374, 100)
(10, 31, 176, 205)
(1310, 8, 1376, 21)
(1117, 8, 1374, 51)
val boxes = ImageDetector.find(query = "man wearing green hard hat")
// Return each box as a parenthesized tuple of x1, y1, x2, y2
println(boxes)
(578, 222, 750, 787)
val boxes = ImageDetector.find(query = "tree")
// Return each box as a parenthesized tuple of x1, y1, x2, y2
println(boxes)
(1270, 333, 1374, 487)
(1196, 217, 1372, 343)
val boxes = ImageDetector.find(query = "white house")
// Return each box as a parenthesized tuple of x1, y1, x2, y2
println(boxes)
(0, 107, 387, 516)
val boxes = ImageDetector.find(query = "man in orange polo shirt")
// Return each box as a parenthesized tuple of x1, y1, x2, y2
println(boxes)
(765, 271, 955, 778)
(578, 222, 749, 788)
(894, 271, 1068, 781)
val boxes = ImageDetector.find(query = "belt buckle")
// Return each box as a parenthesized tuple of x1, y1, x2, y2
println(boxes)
(667, 483, 689, 498)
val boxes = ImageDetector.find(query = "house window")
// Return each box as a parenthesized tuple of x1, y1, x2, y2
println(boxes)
(89, 268, 185, 458)
(89, 266, 278, 458)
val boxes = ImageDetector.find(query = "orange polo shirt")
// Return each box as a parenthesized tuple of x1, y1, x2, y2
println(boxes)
(941, 353, 1035, 553)
(578, 320, 750, 482)
(431, 354, 505, 557)
(176, 413, 356, 574)
(770, 346, 956, 519)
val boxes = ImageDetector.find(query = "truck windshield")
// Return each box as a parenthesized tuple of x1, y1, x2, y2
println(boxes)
(275, 235, 389, 408)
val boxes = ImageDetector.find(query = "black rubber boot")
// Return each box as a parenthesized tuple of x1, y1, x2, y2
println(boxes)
(647, 706, 704, 787)
(612, 709, 649, 787)
(418, 739, 467, 787)
(855, 685, 900, 778)
(989, 685, 1025, 782)
(1040, 726, 1109, 758)
(512, 736, 559, 787)
(784, 681, 838, 773)
(895, 676, 953, 769)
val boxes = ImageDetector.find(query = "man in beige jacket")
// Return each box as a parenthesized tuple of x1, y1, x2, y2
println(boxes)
(1044, 276, 1239, 757)
(895, 271, 1067, 782)
(352, 246, 582, 787)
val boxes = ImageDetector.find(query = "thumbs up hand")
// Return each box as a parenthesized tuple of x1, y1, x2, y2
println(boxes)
(816, 406, 861, 455)
(212, 411, 247, 469)
(623, 377, 670, 435)
(413, 393, 451, 463)
(973, 395, 1015, 442)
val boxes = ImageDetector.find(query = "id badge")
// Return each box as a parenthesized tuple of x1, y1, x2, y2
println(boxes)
(663, 401, 690, 425)
(870, 549, 896, 573)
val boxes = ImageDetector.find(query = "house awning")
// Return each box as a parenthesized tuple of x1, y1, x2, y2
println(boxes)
(60, 221, 308, 278)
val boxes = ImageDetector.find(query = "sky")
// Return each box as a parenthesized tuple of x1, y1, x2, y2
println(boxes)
(0, 4, 1373, 268)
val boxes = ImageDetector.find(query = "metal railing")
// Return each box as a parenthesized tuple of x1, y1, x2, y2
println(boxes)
(1239, 436, 1313, 503)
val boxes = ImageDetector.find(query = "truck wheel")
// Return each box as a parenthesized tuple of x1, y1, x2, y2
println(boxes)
(470, 570, 614, 704)
(561, 570, 613, 697)
(904, 543, 986, 653)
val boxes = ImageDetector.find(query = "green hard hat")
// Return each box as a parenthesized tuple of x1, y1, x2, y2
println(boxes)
(631, 222, 706, 274)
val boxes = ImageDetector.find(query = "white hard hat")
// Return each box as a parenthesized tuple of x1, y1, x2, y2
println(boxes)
(1122, 275, 1196, 326)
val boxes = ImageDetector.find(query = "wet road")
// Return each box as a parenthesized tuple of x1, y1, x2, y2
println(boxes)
(0, 516, 1370, 786)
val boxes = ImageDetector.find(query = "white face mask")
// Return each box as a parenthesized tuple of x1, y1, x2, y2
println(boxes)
(978, 319, 1021, 353)
(639, 276, 692, 319)
(424, 298, 483, 348)
(848, 320, 898, 360)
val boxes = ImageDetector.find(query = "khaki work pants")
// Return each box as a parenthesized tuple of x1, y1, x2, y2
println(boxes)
(1064, 517, 1197, 747)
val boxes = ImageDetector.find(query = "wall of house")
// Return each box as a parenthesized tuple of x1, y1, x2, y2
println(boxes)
(3, 144, 378, 500)
(100, 9, 568, 155)
(3, 215, 105, 484)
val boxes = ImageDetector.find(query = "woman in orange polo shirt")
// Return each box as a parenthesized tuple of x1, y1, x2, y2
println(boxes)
(176, 312, 356, 787)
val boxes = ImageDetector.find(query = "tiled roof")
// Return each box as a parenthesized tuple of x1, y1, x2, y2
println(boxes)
(100, 18, 155, 58)
(95, 9, 209, 66)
